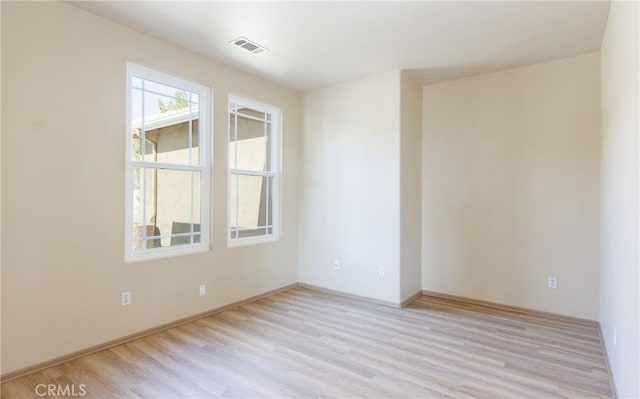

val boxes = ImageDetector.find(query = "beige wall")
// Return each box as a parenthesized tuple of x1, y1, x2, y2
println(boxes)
(400, 74, 423, 302)
(1, 1, 301, 374)
(422, 53, 601, 320)
(300, 71, 402, 303)
(599, 1, 640, 397)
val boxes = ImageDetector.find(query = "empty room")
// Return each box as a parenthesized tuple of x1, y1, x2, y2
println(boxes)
(1, 1, 638, 398)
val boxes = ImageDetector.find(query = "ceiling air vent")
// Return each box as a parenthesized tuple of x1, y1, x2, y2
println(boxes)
(230, 37, 268, 55)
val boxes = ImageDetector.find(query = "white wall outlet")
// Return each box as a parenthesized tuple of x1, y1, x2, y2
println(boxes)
(199, 283, 206, 297)
(378, 267, 385, 277)
(613, 325, 617, 346)
(547, 277, 557, 289)
(333, 260, 341, 270)
(121, 291, 131, 306)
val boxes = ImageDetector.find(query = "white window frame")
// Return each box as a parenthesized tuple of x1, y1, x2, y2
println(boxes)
(227, 94, 281, 247)
(125, 63, 212, 262)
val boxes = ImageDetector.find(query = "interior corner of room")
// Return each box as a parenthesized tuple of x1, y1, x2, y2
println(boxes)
(1, 1, 638, 398)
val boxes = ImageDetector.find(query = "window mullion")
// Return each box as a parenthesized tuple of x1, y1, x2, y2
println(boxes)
(141, 231, 200, 241)
(235, 111, 269, 123)
(229, 169, 273, 177)
(131, 160, 203, 172)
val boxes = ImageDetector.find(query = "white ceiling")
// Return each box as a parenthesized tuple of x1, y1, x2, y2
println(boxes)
(71, 1, 610, 92)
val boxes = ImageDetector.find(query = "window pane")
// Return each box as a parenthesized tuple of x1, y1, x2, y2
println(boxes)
(237, 107, 266, 120)
(266, 176, 273, 227)
(131, 78, 201, 165)
(192, 123, 200, 166)
(155, 169, 200, 247)
(145, 80, 197, 104)
(142, 92, 198, 165)
(265, 125, 273, 172)
(133, 168, 200, 250)
(237, 227, 269, 238)
(230, 174, 238, 230)
(231, 111, 268, 172)
(238, 174, 266, 230)
(230, 174, 271, 239)
(145, 90, 192, 119)
(131, 88, 143, 161)
(132, 168, 157, 250)
(229, 113, 237, 169)
(192, 172, 201, 244)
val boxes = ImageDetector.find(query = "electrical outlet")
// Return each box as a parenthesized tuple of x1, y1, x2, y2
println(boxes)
(547, 277, 557, 289)
(378, 267, 385, 277)
(121, 291, 131, 306)
(333, 260, 341, 270)
(199, 283, 206, 297)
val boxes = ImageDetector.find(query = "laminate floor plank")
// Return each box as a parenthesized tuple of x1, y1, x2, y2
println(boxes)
(1, 287, 613, 398)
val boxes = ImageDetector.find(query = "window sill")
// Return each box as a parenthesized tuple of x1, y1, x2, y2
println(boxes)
(227, 234, 280, 248)
(125, 243, 209, 263)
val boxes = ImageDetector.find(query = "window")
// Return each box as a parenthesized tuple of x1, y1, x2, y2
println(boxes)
(125, 63, 211, 262)
(228, 95, 280, 246)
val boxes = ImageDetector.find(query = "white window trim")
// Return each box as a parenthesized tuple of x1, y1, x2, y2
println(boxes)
(125, 62, 212, 263)
(227, 94, 281, 248)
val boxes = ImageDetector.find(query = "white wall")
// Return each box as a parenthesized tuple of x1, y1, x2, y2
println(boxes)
(400, 74, 423, 302)
(422, 53, 601, 320)
(1, 1, 301, 374)
(599, 1, 640, 397)
(300, 71, 401, 303)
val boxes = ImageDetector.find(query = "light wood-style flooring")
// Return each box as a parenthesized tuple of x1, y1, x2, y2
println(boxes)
(1, 287, 613, 398)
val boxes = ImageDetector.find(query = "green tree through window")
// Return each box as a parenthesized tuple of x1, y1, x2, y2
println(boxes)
(158, 91, 189, 113)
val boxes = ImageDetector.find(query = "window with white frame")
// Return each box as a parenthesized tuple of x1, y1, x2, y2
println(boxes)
(228, 95, 280, 246)
(125, 63, 211, 262)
